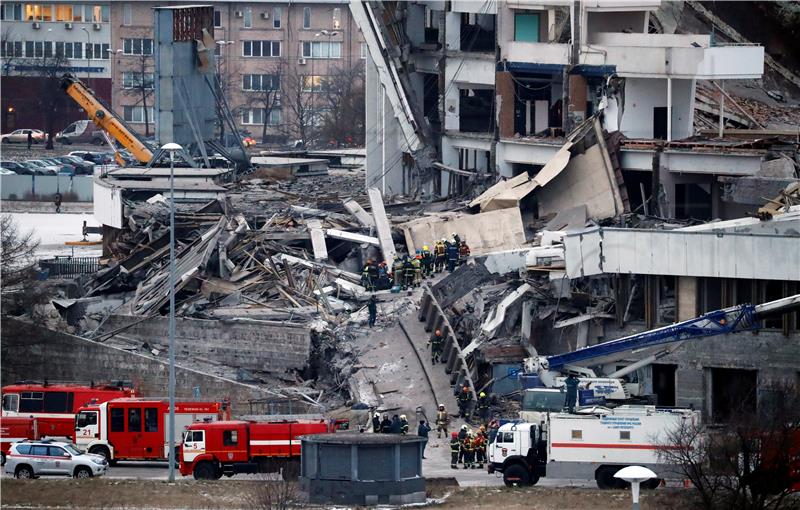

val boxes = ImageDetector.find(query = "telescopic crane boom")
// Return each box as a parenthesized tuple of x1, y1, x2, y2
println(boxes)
(61, 73, 154, 165)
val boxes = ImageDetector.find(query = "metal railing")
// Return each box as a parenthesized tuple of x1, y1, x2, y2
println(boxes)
(38, 256, 100, 278)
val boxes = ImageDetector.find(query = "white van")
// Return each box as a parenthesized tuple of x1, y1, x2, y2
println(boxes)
(55, 120, 104, 145)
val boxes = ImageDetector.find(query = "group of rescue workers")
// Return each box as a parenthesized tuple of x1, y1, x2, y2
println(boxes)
(434, 401, 500, 469)
(371, 412, 411, 435)
(359, 233, 471, 292)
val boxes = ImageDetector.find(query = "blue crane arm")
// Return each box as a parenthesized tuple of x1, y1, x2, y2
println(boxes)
(545, 304, 758, 370)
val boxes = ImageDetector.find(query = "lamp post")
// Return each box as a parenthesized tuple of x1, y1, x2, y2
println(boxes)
(81, 27, 91, 87)
(161, 142, 183, 483)
(614, 465, 657, 510)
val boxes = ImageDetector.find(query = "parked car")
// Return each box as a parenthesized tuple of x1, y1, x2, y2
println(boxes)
(25, 160, 59, 175)
(40, 158, 78, 175)
(55, 156, 94, 175)
(0, 161, 37, 175)
(67, 151, 115, 165)
(0, 129, 46, 144)
(0, 167, 15, 175)
(4, 440, 108, 479)
(55, 120, 104, 145)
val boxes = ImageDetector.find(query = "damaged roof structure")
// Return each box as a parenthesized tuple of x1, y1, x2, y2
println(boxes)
(354, 0, 800, 421)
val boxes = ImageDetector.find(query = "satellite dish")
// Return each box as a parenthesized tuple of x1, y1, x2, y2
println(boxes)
(615, 466, 657, 510)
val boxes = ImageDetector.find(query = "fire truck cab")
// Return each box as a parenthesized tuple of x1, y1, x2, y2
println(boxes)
(180, 419, 343, 480)
(75, 399, 227, 464)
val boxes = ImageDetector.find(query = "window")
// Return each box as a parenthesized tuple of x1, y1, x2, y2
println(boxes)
(620, 431, 631, 441)
(25, 41, 33, 57)
(123, 3, 132, 26)
(272, 7, 281, 28)
(223, 430, 238, 446)
(122, 38, 153, 55)
(41, 4, 52, 21)
(123, 106, 154, 124)
(242, 74, 280, 91)
(34, 41, 43, 58)
(91, 5, 109, 23)
(25, 3, 40, 20)
(2, 394, 19, 412)
(86, 43, 110, 59)
(242, 40, 280, 57)
(55, 4, 72, 22)
(333, 7, 341, 29)
(44, 41, 52, 58)
(48, 446, 69, 458)
(302, 41, 341, 59)
(302, 75, 327, 92)
(75, 411, 98, 428)
(15, 444, 31, 455)
(72, 4, 83, 22)
(144, 408, 158, 432)
(43, 391, 70, 413)
(241, 108, 280, 126)
(1, 3, 23, 21)
(571, 429, 583, 440)
(122, 72, 154, 89)
(303, 7, 310, 29)
(213, 9, 221, 28)
(514, 12, 540, 42)
(31, 445, 49, 456)
(186, 430, 203, 443)
(19, 391, 43, 412)
(128, 408, 142, 432)
(360, 42, 368, 59)
(243, 7, 252, 28)
(110, 408, 125, 432)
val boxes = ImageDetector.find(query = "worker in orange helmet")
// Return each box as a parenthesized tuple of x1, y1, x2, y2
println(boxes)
(457, 385, 471, 419)
(429, 329, 444, 364)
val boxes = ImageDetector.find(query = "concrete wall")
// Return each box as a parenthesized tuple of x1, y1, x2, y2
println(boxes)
(365, 58, 406, 195)
(0, 318, 276, 408)
(1, 175, 93, 201)
(619, 77, 693, 140)
(99, 315, 311, 373)
(585, 11, 646, 40)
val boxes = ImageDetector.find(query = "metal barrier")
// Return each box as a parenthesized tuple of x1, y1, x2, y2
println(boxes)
(39, 256, 100, 278)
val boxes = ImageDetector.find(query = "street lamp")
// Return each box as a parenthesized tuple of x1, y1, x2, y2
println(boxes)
(615, 465, 657, 510)
(80, 27, 91, 87)
(161, 141, 183, 483)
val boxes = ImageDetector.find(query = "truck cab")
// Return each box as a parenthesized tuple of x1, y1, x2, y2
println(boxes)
(487, 422, 546, 486)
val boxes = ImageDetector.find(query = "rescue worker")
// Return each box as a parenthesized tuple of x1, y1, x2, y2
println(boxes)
(457, 425, 468, 465)
(390, 414, 402, 434)
(367, 295, 378, 328)
(487, 418, 500, 445)
(412, 252, 423, 287)
(368, 260, 379, 290)
(429, 329, 444, 364)
(421, 245, 433, 278)
(372, 412, 381, 433)
(402, 256, 415, 290)
(462, 432, 475, 469)
(446, 240, 459, 272)
(449, 432, 460, 469)
(399, 414, 409, 435)
(458, 241, 471, 266)
(476, 391, 490, 423)
(376, 262, 390, 290)
(452, 232, 462, 250)
(434, 239, 446, 273)
(565, 373, 580, 413)
(380, 415, 392, 433)
(417, 420, 431, 458)
(457, 385, 471, 418)
(435, 404, 449, 438)
(361, 260, 373, 291)
(392, 256, 404, 289)
(473, 431, 486, 469)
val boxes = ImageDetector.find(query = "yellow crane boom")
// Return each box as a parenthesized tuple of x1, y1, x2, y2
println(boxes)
(61, 73, 154, 164)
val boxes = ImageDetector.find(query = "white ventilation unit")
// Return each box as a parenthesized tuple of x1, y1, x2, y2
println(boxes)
(93, 23, 101, 30)
(65, 22, 73, 29)
(298, 57, 307, 65)
(235, 11, 243, 18)
(260, 12, 269, 20)
(32, 22, 41, 29)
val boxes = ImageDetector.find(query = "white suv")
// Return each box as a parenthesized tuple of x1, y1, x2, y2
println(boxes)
(4, 440, 108, 479)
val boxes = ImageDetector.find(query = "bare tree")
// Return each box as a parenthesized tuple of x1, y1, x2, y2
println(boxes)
(318, 63, 365, 147)
(246, 479, 301, 510)
(658, 383, 800, 510)
(0, 29, 23, 78)
(1, 214, 39, 289)
(243, 62, 283, 144)
(14, 50, 71, 149)
(214, 47, 238, 144)
(280, 64, 321, 148)
(119, 32, 154, 136)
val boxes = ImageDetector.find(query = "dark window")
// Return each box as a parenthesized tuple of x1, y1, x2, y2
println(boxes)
(128, 408, 142, 432)
(144, 408, 158, 433)
(213, 9, 221, 28)
(43, 391, 69, 413)
(48, 446, 68, 457)
(31, 445, 48, 456)
(110, 408, 125, 432)
(76, 411, 97, 428)
(19, 392, 44, 413)
(15, 444, 31, 455)
(223, 430, 238, 446)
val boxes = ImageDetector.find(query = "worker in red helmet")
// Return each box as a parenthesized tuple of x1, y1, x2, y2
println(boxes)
(429, 329, 444, 364)
(450, 431, 460, 469)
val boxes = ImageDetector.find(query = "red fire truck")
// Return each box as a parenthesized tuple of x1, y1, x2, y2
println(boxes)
(1, 382, 134, 440)
(179, 418, 345, 480)
(74, 398, 229, 464)
(0, 417, 41, 465)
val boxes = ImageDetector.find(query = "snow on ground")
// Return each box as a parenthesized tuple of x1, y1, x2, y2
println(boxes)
(7, 212, 102, 258)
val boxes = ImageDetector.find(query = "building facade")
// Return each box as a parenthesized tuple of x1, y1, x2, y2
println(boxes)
(1, 1, 365, 142)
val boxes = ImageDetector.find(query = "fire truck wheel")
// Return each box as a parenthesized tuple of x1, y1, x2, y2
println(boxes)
(643, 478, 662, 490)
(89, 446, 116, 466)
(193, 462, 217, 480)
(595, 466, 628, 490)
(281, 460, 301, 481)
(502, 464, 531, 487)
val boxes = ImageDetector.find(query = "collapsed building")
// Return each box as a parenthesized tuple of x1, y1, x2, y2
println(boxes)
(353, 0, 800, 422)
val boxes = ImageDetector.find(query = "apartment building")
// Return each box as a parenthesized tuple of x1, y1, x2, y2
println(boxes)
(1, 1, 365, 140)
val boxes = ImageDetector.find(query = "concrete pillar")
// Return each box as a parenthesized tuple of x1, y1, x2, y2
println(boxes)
(496, 72, 515, 138)
(568, 74, 587, 125)
(710, 177, 721, 219)
(417, 293, 432, 322)
(445, 12, 460, 51)
(677, 276, 698, 321)
(667, 77, 673, 142)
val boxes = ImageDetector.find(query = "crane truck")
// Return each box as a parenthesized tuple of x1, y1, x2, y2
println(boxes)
(60, 74, 154, 167)
(519, 294, 800, 422)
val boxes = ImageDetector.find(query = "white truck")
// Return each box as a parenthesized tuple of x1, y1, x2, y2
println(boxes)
(488, 405, 699, 489)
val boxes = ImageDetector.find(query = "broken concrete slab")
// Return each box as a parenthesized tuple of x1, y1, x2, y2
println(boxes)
(367, 187, 397, 263)
(325, 228, 380, 246)
(343, 199, 376, 228)
(401, 208, 527, 256)
(307, 219, 329, 261)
